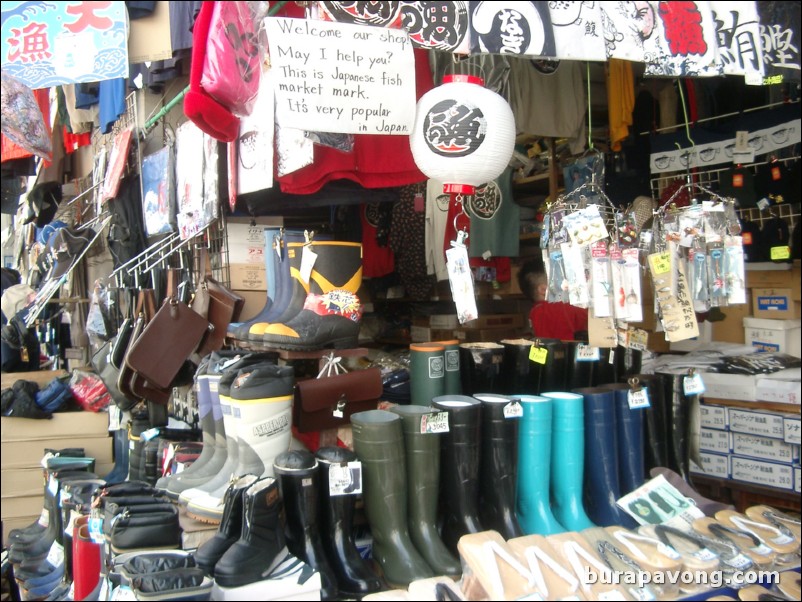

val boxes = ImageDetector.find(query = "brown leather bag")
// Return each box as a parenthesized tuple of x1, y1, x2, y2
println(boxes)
(293, 367, 383, 433)
(191, 276, 244, 357)
(117, 289, 157, 404)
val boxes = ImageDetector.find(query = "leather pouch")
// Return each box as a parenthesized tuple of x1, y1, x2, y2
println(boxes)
(131, 568, 212, 601)
(92, 339, 137, 411)
(191, 250, 244, 358)
(293, 367, 382, 433)
(109, 506, 181, 553)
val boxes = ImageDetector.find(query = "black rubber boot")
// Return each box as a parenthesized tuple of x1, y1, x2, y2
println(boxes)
(273, 450, 338, 601)
(630, 374, 670, 473)
(473, 394, 524, 540)
(315, 447, 384, 597)
(659, 371, 692, 481)
(431, 395, 484, 554)
(194, 474, 260, 576)
(499, 339, 538, 395)
(213, 478, 288, 588)
(458, 343, 504, 395)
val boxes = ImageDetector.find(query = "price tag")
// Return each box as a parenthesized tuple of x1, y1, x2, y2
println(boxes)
(38, 508, 50, 528)
(503, 400, 523, 419)
(771, 533, 794, 545)
(329, 464, 354, 496)
(658, 543, 681, 560)
(752, 543, 773, 556)
(724, 553, 752, 569)
(628, 328, 648, 351)
(108, 405, 122, 431)
(609, 349, 615, 364)
(628, 389, 651, 409)
(575, 344, 600, 362)
(529, 346, 548, 364)
(683, 374, 705, 395)
(770, 246, 791, 261)
(757, 197, 771, 211)
(694, 548, 718, 562)
(60, 488, 72, 505)
(65, 510, 79, 537)
(300, 245, 318, 284)
(89, 516, 105, 544)
(648, 252, 671, 275)
(420, 411, 449, 434)
(111, 585, 138, 601)
(141, 427, 160, 442)
(46, 541, 64, 567)
(48, 474, 58, 496)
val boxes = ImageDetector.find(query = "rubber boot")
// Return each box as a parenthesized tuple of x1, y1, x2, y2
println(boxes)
(389, 406, 461, 576)
(565, 341, 595, 390)
(532, 338, 568, 394)
(350, 410, 434, 586)
(55, 479, 105, 594)
(213, 478, 288, 588)
(630, 373, 670, 473)
(315, 447, 384, 597)
(228, 229, 280, 339)
(459, 342, 504, 395)
(259, 241, 364, 349)
(409, 343, 446, 405)
(600, 383, 645, 494)
(659, 371, 692, 482)
(186, 364, 294, 522)
(615, 347, 642, 380)
(592, 347, 618, 386)
(544, 391, 595, 530)
(73, 518, 101, 601)
(516, 395, 565, 535)
(433, 339, 461, 395)
(431, 395, 484, 553)
(273, 450, 338, 601)
(194, 474, 260, 576)
(102, 427, 130, 484)
(473, 393, 524, 540)
(499, 338, 538, 395)
(571, 388, 631, 527)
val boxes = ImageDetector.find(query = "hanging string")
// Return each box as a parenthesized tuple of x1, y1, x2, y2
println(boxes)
(676, 79, 695, 149)
(587, 62, 593, 151)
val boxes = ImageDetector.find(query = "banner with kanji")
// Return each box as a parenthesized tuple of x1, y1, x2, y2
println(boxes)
(1, 1, 129, 89)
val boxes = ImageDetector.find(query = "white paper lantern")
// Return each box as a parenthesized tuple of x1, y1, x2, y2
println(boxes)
(410, 75, 515, 195)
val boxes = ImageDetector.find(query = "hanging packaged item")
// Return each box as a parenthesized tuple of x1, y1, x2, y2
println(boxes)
(141, 146, 176, 238)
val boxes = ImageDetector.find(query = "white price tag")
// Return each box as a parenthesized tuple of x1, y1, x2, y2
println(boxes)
(446, 242, 478, 324)
(694, 548, 718, 562)
(108, 405, 122, 431)
(328, 462, 362, 496)
(47, 474, 58, 496)
(89, 516, 105, 544)
(609, 349, 615, 364)
(420, 411, 449, 434)
(575, 344, 600, 362)
(628, 389, 651, 409)
(45, 541, 64, 567)
(141, 427, 160, 441)
(683, 374, 705, 396)
(724, 553, 752, 569)
(38, 508, 50, 528)
(60, 488, 72, 505)
(771, 534, 794, 545)
(658, 543, 681, 560)
(503, 401, 523, 419)
(111, 585, 138, 601)
(300, 245, 317, 284)
(65, 510, 79, 537)
(332, 406, 344, 419)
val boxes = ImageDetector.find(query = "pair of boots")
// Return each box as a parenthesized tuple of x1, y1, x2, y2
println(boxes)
(517, 392, 595, 535)
(230, 232, 364, 350)
(574, 386, 644, 527)
(193, 476, 287, 589)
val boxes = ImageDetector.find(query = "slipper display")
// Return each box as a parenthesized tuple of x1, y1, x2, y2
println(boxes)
(776, 570, 801, 600)
(714, 509, 799, 567)
(605, 526, 684, 597)
(456, 531, 539, 600)
(744, 505, 802, 540)
(638, 524, 720, 592)
(737, 584, 791, 601)
(545, 531, 632, 601)
(581, 527, 660, 601)
(692, 517, 776, 571)
(507, 534, 585, 601)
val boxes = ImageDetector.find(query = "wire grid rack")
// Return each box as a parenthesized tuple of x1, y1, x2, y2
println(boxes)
(192, 213, 232, 288)
(650, 155, 801, 231)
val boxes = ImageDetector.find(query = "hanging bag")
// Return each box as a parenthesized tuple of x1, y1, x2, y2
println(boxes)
(191, 248, 244, 358)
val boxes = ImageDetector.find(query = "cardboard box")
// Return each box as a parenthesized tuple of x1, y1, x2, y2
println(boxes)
(745, 264, 801, 294)
(1, 412, 109, 442)
(699, 428, 731, 453)
(229, 263, 267, 291)
(730, 456, 795, 490)
(728, 408, 787, 439)
(0, 494, 44, 519)
(690, 452, 730, 479)
(731, 432, 798, 463)
(743, 317, 801, 357)
(232, 290, 269, 322)
(429, 314, 460, 330)
(752, 288, 800, 320)
(699, 404, 728, 430)
(756, 368, 801, 405)
(712, 301, 751, 344)
(702, 372, 759, 402)
(1, 436, 113, 469)
(410, 326, 457, 344)
(1, 468, 45, 497)
(784, 417, 801, 445)
(462, 314, 525, 330)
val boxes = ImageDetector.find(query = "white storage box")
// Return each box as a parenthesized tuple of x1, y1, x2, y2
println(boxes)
(690, 452, 730, 479)
(703, 373, 759, 402)
(743, 317, 801, 357)
(731, 432, 798, 463)
(730, 456, 795, 490)
(728, 408, 787, 439)
(699, 428, 731, 453)
(756, 368, 801, 405)
(795, 466, 801, 494)
(784, 417, 801, 445)
(699, 404, 728, 429)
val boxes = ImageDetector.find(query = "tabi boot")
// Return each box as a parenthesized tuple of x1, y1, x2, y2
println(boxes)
(431, 395, 484, 553)
(351, 410, 434, 586)
(258, 241, 363, 350)
(273, 450, 338, 600)
(544, 391, 595, 530)
(213, 477, 288, 588)
(458, 342, 504, 395)
(389, 405, 461, 576)
(316, 446, 384, 597)
(571, 387, 629, 527)
(473, 393, 524, 540)
(600, 382, 645, 494)
(186, 364, 294, 522)
(194, 474, 260, 576)
(516, 395, 565, 535)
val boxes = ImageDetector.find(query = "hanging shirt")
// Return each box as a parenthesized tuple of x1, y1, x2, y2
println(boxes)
(607, 59, 635, 152)
(99, 78, 126, 134)
(425, 179, 450, 281)
(464, 167, 519, 260)
(360, 203, 395, 278)
(389, 184, 435, 301)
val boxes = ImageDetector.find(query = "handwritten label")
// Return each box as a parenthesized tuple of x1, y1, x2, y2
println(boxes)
(575, 344, 600, 362)
(771, 246, 791, 261)
(683, 374, 705, 395)
(529, 346, 548, 364)
(628, 389, 651, 410)
(420, 411, 449, 434)
(503, 400, 523, 418)
(266, 18, 415, 135)
(648, 252, 671, 275)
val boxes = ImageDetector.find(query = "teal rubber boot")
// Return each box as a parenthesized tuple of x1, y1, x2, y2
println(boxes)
(516, 395, 565, 535)
(542, 391, 595, 531)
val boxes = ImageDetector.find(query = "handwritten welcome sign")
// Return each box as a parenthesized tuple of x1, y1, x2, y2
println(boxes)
(265, 17, 415, 135)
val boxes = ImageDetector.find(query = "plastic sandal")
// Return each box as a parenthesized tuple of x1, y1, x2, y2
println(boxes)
(692, 517, 776, 571)
(606, 526, 684, 597)
(507, 534, 585, 601)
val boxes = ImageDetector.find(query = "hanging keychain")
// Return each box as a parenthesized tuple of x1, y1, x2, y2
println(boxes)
(560, 241, 590, 308)
(591, 240, 613, 318)
(547, 249, 568, 303)
(689, 243, 709, 311)
(724, 236, 746, 304)
(446, 200, 478, 324)
(707, 243, 726, 304)
(622, 248, 642, 322)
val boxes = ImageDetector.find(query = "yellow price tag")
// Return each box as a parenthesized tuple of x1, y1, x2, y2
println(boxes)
(529, 346, 548, 364)
(770, 246, 790, 261)
(649, 252, 671, 275)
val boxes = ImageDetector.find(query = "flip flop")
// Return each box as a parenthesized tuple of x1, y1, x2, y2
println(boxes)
(581, 527, 660, 602)
(776, 570, 801, 600)
(407, 577, 466, 601)
(692, 517, 776, 571)
(744, 505, 802, 540)
(714, 509, 799, 566)
(456, 531, 539, 600)
(507, 534, 585, 601)
(605, 526, 684, 598)
(639, 524, 721, 573)
(545, 531, 632, 601)
(737, 584, 791, 601)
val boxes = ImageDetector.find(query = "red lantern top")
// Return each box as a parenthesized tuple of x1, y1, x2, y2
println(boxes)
(442, 74, 485, 86)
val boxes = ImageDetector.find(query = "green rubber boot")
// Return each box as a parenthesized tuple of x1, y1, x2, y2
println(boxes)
(351, 410, 434, 587)
(409, 343, 445, 405)
(389, 405, 461, 577)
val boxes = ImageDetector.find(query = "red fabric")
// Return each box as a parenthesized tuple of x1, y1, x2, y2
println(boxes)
(63, 127, 91, 153)
(360, 205, 395, 278)
(183, 0, 240, 142)
(530, 301, 589, 341)
(1, 88, 51, 163)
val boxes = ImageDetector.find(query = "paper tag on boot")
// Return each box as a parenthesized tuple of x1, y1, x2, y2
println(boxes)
(111, 585, 138, 601)
(529, 346, 548, 364)
(46, 541, 64, 567)
(504, 400, 523, 418)
(420, 411, 449, 434)
(628, 389, 651, 409)
(300, 246, 318, 284)
(329, 462, 362, 496)
(38, 507, 50, 527)
(89, 516, 105, 544)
